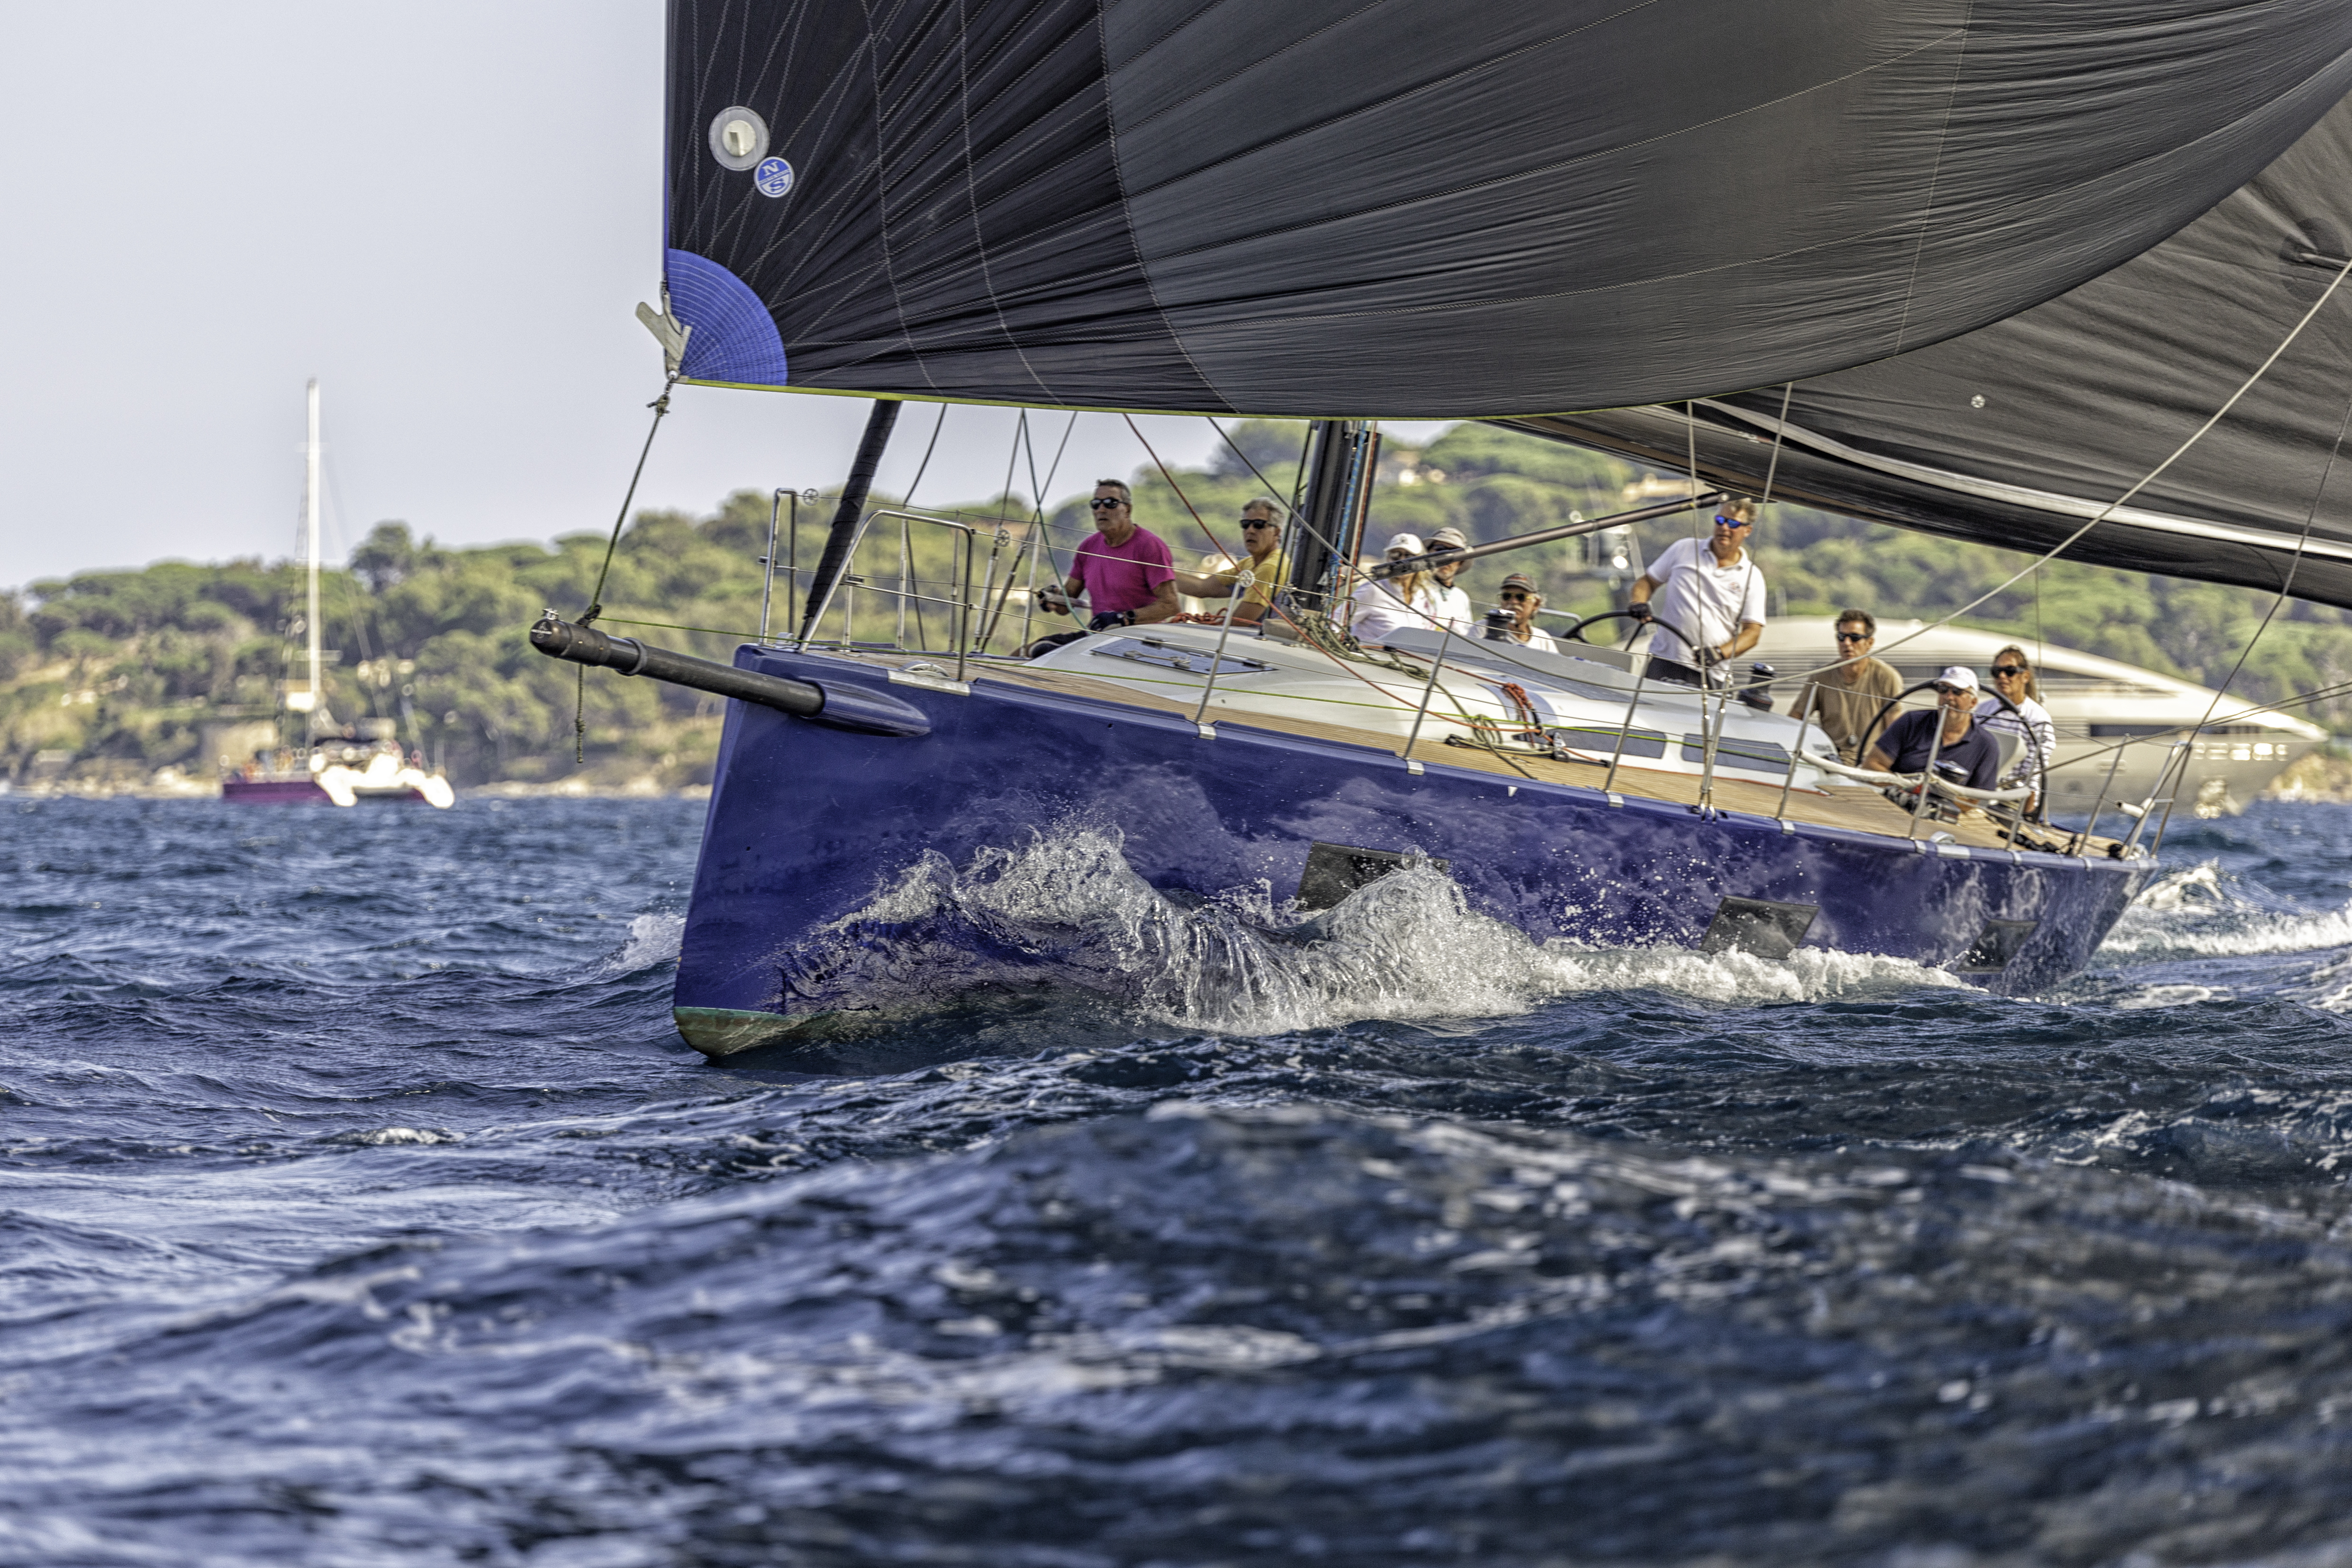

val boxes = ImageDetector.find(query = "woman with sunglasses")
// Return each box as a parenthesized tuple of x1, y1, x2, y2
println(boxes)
(1343, 532, 1438, 647)
(1972, 646, 2057, 813)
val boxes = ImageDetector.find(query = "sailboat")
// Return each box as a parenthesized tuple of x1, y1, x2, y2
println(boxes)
(534, 2, 2352, 1054)
(223, 380, 455, 809)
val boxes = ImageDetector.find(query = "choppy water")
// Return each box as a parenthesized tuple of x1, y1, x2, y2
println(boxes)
(9, 798, 2352, 1565)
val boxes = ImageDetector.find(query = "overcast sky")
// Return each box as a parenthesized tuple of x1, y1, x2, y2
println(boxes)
(0, 3, 1447, 588)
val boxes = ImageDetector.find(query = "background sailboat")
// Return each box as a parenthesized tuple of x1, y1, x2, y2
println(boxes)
(223, 381, 455, 809)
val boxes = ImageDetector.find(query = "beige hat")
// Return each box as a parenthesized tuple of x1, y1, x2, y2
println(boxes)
(1936, 665, 1980, 692)
(1384, 532, 1427, 556)
(1426, 527, 1469, 550)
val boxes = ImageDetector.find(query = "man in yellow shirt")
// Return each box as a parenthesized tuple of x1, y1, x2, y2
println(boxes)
(1178, 497, 1290, 625)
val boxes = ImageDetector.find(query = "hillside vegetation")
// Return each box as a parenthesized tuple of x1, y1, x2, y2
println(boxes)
(6, 422, 2349, 792)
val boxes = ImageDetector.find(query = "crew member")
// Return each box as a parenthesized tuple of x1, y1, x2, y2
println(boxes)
(1029, 480, 1180, 654)
(1493, 573, 1559, 653)
(1794, 609, 1903, 763)
(1628, 498, 1766, 686)
(1176, 496, 1289, 627)
(1865, 667, 2002, 812)
(1345, 532, 1434, 646)
(1421, 527, 1475, 634)
(1975, 644, 2057, 811)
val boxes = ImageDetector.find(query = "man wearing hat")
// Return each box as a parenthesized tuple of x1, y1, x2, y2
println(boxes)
(1422, 527, 1475, 634)
(1864, 666, 2002, 808)
(1627, 497, 1767, 685)
(1490, 573, 1560, 653)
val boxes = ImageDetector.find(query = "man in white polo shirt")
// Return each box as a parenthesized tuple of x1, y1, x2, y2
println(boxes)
(1627, 497, 1767, 687)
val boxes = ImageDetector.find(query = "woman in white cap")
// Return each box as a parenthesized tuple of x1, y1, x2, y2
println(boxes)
(1344, 532, 1436, 646)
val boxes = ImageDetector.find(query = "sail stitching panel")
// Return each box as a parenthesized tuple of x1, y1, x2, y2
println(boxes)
(1883, 0, 1972, 359)
(1115, 11, 1963, 254)
(1090, 0, 1233, 410)
(954, 0, 1058, 401)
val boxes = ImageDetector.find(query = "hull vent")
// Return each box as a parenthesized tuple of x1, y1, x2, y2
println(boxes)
(1700, 897, 1818, 958)
(1298, 842, 1448, 912)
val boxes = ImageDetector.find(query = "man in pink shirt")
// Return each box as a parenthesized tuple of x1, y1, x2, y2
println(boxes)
(1038, 480, 1180, 633)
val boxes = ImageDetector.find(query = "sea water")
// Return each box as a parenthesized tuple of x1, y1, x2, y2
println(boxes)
(6, 796, 2352, 1565)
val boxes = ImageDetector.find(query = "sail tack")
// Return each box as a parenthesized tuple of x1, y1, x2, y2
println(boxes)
(665, 0, 2352, 419)
(1510, 88, 2352, 611)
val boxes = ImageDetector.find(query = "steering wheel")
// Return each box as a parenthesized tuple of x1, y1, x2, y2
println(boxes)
(1565, 611, 1702, 660)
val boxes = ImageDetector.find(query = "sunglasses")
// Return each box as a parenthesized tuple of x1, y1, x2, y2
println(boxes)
(1089, 497, 1126, 510)
(1240, 518, 1277, 528)
(1499, 592, 1531, 602)
(1934, 684, 1970, 696)
(1834, 631, 1869, 643)
(1992, 665, 2028, 677)
(1713, 514, 1752, 528)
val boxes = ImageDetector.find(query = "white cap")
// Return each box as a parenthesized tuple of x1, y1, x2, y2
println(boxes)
(1936, 665, 1980, 692)
(1384, 532, 1426, 556)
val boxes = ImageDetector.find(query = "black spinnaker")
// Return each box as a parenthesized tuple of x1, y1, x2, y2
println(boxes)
(662, 0, 2352, 418)
(1508, 88, 2352, 612)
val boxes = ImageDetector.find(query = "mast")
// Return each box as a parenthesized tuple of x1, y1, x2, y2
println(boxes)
(304, 378, 322, 727)
(1285, 421, 1378, 613)
(797, 398, 901, 645)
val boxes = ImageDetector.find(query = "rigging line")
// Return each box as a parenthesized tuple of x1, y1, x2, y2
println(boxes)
(573, 375, 677, 763)
(2154, 374, 2352, 844)
(581, 378, 677, 626)
(1757, 383, 1793, 506)
(899, 402, 948, 509)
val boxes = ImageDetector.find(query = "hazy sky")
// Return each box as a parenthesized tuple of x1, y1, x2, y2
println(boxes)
(0, 3, 1447, 587)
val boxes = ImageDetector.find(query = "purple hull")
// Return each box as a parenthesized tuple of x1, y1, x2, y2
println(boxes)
(670, 647, 2151, 1055)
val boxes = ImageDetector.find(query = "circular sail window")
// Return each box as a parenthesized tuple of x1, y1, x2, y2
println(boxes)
(708, 107, 769, 171)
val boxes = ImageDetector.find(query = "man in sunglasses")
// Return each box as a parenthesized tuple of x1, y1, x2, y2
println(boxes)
(1492, 572, 1559, 652)
(1626, 496, 1767, 688)
(1793, 608, 1903, 763)
(1175, 496, 1289, 627)
(1864, 666, 2002, 814)
(1037, 479, 1180, 635)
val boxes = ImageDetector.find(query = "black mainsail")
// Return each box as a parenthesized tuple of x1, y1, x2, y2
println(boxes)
(662, 0, 2352, 418)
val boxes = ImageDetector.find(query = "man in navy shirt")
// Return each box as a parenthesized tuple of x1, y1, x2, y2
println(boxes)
(1865, 666, 2001, 813)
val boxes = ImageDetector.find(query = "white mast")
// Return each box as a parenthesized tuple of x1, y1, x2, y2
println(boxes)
(303, 378, 321, 724)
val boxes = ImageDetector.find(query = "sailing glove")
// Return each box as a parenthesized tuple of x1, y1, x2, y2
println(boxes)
(1628, 601, 1653, 622)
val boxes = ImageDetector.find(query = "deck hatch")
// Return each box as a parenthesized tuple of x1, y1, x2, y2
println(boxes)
(1549, 724, 1666, 759)
(1680, 734, 1793, 771)
(1699, 897, 1818, 958)
(1955, 918, 2038, 972)
(1297, 842, 1448, 912)
(1089, 637, 1270, 677)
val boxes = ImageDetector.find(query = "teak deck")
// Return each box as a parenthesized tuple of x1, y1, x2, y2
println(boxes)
(861, 654, 2113, 858)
